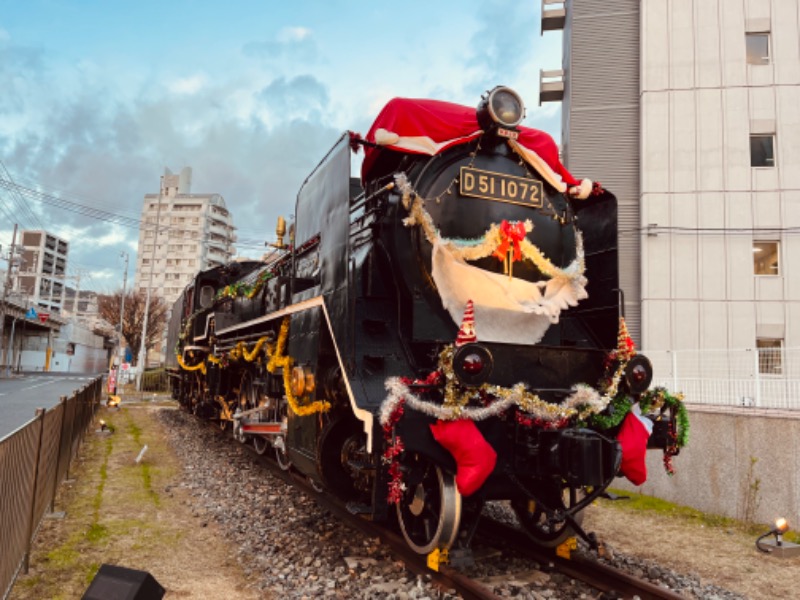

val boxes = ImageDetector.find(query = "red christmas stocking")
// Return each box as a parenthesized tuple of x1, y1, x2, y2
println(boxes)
(430, 419, 497, 496)
(617, 407, 653, 485)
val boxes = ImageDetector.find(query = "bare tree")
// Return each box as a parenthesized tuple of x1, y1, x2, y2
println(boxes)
(97, 290, 168, 366)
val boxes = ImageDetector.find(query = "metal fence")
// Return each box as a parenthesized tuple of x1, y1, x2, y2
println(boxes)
(647, 347, 800, 410)
(139, 369, 169, 393)
(0, 376, 102, 600)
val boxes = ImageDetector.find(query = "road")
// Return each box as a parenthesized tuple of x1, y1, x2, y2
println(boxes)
(0, 372, 103, 439)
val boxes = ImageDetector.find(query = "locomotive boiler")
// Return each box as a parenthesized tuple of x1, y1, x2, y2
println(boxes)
(166, 86, 687, 558)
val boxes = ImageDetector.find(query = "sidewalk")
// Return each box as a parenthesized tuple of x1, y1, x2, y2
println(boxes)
(9, 399, 262, 600)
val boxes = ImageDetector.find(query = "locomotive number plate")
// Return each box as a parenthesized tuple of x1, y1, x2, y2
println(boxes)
(459, 166, 543, 208)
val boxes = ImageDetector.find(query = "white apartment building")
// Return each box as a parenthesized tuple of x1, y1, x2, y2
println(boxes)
(134, 167, 237, 309)
(542, 0, 800, 406)
(16, 230, 69, 315)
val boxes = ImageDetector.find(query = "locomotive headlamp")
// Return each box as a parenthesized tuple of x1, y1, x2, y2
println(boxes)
(477, 86, 525, 132)
(291, 365, 316, 398)
(623, 354, 653, 395)
(453, 343, 494, 387)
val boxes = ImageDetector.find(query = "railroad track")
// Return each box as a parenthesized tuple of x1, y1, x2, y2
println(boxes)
(475, 518, 685, 600)
(201, 416, 684, 600)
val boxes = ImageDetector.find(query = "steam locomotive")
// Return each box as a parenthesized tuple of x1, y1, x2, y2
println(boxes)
(166, 86, 686, 557)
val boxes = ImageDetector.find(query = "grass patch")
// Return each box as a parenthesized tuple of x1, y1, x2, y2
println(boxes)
(120, 408, 161, 505)
(603, 487, 800, 543)
(84, 563, 101, 586)
(85, 523, 109, 543)
(126, 418, 143, 445)
(43, 541, 82, 569)
(11, 405, 242, 600)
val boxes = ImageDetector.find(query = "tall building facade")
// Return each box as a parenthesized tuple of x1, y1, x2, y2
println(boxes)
(16, 230, 69, 314)
(134, 167, 237, 309)
(543, 0, 800, 360)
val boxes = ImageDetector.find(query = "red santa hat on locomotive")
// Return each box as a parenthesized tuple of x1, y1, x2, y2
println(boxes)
(359, 88, 597, 199)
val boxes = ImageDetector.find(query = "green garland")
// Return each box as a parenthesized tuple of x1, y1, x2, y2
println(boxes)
(587, 395, 633, 430)
(588, 386, 689, 449)
(216, 270, 275, 301)
(640, 386, 690, 448)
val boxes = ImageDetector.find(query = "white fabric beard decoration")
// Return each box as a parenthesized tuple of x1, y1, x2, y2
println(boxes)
(431, 241, 588, 344)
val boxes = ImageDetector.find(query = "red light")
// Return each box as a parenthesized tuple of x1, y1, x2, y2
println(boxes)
(462, 353, 484, 375)
(632, 364, 648, 383)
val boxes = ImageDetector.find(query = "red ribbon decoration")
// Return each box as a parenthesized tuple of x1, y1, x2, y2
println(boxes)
(493, 220, 527, 264)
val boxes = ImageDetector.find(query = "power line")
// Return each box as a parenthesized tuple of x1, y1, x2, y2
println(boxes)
(0, 178, 269, 250)
(618, 224, 800, 238)
(0, 161, 45, 230)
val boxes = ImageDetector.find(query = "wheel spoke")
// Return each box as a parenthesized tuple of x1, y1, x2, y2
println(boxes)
(512, 483, 585, 548)
(396, 455, 461, 554)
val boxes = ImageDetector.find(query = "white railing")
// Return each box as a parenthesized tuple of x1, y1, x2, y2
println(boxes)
(645, 348, 800, 410)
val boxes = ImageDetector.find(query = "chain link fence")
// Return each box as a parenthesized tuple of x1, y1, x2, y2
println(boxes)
(647, 347, 800, 410)
(0, 377, 102, 600)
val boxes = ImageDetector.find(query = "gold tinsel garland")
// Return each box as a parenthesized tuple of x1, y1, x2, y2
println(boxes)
(175, 316, 330, 417)
(380, 345, 615, 427)
(265, 317, 331, 417)
(176, 353, 207, 374)
(394, 173, 586, 282)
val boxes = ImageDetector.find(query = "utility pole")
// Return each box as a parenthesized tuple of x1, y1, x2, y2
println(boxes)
(137, 190, 163, 391)
(115, 251, 128, 394)
(0, 224, 18, 377)
(71, 271, 81, 315)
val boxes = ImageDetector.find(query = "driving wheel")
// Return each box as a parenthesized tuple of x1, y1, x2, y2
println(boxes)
(396, 454, 461, 554)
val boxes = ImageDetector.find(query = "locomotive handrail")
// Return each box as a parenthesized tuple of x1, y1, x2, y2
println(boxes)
(214, 330, 276, 349)
(350, 180, 395, 212)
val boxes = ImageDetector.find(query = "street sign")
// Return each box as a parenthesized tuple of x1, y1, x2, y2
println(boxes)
(121, 362, 130, 371)
(25, 307, 37, 319)
(38, 312, 50, 324)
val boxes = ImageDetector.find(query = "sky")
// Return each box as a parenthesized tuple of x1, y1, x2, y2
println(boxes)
(0, 0, 562, 294)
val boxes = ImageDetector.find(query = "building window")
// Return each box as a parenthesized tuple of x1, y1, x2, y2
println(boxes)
(750, 134, 775, 167)
(753, 241, 779, 275)
(757, 338, 782, 374)
(746, 32, 770, 65)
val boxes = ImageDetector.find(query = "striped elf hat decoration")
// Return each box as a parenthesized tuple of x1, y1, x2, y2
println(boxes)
(455, 300, 477, 347)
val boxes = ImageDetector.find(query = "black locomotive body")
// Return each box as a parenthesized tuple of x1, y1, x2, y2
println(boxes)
(167, 87, 685, 556)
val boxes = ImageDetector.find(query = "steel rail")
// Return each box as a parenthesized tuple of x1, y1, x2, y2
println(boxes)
(476, 518, 686, 600)
(196, 412, 683, 600)
(199, 417, 502, 600)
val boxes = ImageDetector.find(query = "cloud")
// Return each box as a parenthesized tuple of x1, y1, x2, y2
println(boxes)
(242, 26, 320, 66)
(277, 26, 312, 43)
(169, 74, 208, 95)
(0, 2, 561, 293)
(255, 75, 330, 124)
(459, 0, 562, 136)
